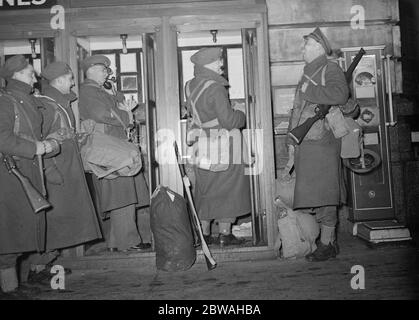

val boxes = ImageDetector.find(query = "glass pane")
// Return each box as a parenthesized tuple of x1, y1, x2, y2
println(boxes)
(227, 48, 244, 99)
(120, 52, 137, 73)
(121, 75, 138, 91)
(33, 58, 42, 76)
(181, 50, 198, 91)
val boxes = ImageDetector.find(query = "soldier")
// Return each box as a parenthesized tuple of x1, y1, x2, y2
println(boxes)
(185, 47, 251, 246)
(78, 55, 150, 252)
(22, 61, 103, 283)
(286, 27, 349, 261)
(0, 55, 58, 294)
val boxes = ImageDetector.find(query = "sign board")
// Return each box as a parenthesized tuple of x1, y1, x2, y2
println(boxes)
(0, 0, 56, 10)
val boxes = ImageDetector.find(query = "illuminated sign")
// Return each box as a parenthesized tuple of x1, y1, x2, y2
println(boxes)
(0, 0, 57, 10)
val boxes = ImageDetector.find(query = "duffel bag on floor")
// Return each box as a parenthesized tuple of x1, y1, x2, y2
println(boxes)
(150, 185, 196, 271)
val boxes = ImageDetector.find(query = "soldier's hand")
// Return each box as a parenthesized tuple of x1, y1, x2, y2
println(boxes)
(35, 141, 46, 155)
(44, 139, 60, 154)
(119, 98, 138, 112)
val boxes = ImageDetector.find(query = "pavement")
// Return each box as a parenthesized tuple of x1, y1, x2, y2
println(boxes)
(1, 234, 418, 300)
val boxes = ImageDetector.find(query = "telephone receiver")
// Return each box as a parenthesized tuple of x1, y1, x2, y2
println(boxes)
(103, 76, 116, 90)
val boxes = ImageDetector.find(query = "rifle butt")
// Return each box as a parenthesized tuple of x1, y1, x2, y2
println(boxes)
(289, 116, 320, 145)
(11, 168, 51, 213)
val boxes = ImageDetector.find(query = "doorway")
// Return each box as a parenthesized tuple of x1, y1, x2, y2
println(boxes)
(0, 37, 55, 91)
(176, 28, 266, 246)
(74, 34, 158, 255)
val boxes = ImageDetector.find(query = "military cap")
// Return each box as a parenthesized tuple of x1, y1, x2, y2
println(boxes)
(343, 149, 381, 174)
(304, 27, 332, 55)
(81, 55, 111, 73)
(0, 54, 29, 79)
(42, 61, 72, 81)
(190, 47, 222, 66)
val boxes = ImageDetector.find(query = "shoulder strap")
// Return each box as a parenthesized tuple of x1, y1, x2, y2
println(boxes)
(0, 90, 36, 140)
(321, 64, 328, 87)
(36, 94, 69, 129)
(186, 79, 217, 127)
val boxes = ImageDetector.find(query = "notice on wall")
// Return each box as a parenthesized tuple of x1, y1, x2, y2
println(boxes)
(364, 132, 379, 145)
(353, 55, 377, 99)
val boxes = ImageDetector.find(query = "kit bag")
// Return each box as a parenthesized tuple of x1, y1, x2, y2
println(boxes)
(79, 119, 142, 179)
(150, 185, 196, 272)
(274, 207, 319, 259)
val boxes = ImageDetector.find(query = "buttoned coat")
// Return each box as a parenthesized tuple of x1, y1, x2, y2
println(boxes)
(78, 80, 149, 215)
(187, 66, 251, 221)
(0, 79, 46, 254)
(37, 85, 102, 250)
(288, 55, 349, 209)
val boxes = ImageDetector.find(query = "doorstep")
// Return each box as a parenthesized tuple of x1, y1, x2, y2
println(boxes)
(56, 245, 277, 273)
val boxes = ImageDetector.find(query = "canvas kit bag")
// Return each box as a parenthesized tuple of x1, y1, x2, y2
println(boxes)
(79, 119, 142, 179)
(150, 185, 196, 271)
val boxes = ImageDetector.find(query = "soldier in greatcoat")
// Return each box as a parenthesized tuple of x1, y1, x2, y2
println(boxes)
(78, 55, 150, 252)
(185, 47, 251, 246)
(0, 55, 58, 294)
(22, 62, 103, 283)
(286, 27, 349, 261)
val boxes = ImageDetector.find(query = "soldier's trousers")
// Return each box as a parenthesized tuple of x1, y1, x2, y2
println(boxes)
(315, 205, 338, 227)
(0, 254, 19, 270)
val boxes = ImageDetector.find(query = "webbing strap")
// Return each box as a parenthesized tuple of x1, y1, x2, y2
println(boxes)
(0, 91, 37, 141)
(185, 79, 217, 128)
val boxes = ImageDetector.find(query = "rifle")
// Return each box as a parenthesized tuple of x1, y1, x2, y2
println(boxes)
(3, 155, 51, 214)
(173, 141, 217, 271)
(289, 48, 366, 145)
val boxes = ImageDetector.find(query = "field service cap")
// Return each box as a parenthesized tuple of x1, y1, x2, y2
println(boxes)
(82, 55, 112, 73)
(191, 47, 222, 65)
(0, 55, 29, 79)
(304, 27, 332, 55)
(42, 61, 72, 81)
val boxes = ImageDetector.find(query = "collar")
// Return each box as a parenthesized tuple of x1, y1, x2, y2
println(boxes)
(6, 79, 33, 95)
(41, 85, 77, 107)
(193, 65, 229, 86)
(82, 78, 102, 88)
(304, 54, 328, 76)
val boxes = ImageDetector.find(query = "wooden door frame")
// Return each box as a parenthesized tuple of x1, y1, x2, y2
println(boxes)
(171, 12, 276, 248)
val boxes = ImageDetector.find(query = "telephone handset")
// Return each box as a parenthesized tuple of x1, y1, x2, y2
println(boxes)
(103, 76, 116, 91)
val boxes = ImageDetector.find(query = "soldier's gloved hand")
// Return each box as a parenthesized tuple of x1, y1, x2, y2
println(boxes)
(315, 104, 331, 119)
(44, 139, 60, 154)
(35, 141, 47, 155)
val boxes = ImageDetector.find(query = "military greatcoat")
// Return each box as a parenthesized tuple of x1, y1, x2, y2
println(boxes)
(0, 79, 46, 254)
(37, 85, 102, 250)
(287, 54, 349, 209)
(78, 79, 149, 215)
(187, 66, 251, 221)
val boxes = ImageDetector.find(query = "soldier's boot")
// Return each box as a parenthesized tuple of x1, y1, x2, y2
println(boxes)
(306, 225, 338, 262)
(0, 267, 19, 293)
